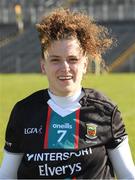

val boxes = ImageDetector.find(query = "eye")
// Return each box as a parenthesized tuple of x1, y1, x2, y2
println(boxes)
(68, 58, 79, 63)
(50, 59, 60, 63)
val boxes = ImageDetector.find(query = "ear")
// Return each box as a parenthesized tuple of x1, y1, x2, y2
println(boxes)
(40, 59, 46, 74)
(83, 57, 88, 74)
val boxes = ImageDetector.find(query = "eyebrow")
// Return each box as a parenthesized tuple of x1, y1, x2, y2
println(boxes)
(49, 55, 60, 58)
(49, 55, 78, 58)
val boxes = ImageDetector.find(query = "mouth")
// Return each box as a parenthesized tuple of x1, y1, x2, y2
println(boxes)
(58, 76, 73, 81)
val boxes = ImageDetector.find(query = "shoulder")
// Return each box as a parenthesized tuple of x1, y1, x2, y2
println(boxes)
(8, 89, 49, 126)
(16, 89, 49, 106)
(12, 89, 49, 113)
(81, 88, 117, 112)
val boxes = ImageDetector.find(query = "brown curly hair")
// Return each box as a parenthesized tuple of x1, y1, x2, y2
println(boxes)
(36, 8, 113, 59)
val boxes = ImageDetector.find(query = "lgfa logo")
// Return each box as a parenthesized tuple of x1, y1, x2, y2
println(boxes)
(24, 125, 42, 135)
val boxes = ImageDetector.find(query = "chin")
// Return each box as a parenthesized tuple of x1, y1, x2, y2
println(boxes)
(59, 88, 76, 96)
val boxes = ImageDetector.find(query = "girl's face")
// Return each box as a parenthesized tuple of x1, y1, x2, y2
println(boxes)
(41, 38, 88, 96)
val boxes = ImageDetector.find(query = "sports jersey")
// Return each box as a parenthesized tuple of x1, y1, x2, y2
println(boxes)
(4, 88, 127, 179)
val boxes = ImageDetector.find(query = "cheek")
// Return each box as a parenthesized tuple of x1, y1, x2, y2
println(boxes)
(74, 67, 85, 81)
(46, 66, 60, 81)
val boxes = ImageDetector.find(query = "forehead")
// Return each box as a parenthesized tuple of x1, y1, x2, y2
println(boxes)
(47, 39, 83, 57)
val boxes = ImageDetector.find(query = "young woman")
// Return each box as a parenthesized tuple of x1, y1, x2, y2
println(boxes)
(0, 8, 135, 179)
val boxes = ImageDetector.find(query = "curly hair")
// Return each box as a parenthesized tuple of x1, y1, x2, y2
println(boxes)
(36, 8, 114, 59)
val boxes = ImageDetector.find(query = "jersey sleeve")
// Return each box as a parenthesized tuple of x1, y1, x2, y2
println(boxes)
(107, 106, 127, 149)
(4, 103, 23, 153)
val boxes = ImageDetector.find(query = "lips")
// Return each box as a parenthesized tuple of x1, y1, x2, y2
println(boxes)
(58, 76, 73, 80)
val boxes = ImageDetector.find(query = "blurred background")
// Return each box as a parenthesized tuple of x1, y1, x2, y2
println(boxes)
(0, 0, 135, 74)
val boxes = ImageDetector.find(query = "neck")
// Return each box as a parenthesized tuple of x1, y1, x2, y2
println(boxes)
(48, 88, 83, 108)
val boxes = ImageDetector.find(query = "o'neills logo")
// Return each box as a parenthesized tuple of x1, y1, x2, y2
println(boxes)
(52, 123, 72, 129)
(24, 125, 42, 135)
(85, 123, 97, 139)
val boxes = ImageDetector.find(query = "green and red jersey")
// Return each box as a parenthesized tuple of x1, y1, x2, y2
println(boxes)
(4, 88, 127, 179)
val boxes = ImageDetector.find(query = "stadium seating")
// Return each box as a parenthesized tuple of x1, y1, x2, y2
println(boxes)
(0, 0, 135, 73)
(0, 20, 135, 73)
(0, 23, 18, 41)
(0, 25, 41, 73)
(102, 21, 135, 65)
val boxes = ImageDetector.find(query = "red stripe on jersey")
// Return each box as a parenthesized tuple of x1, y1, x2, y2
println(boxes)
(44, 106, 51, 149)
(74, 109, 80, 149)
(72, 176, 76, 180)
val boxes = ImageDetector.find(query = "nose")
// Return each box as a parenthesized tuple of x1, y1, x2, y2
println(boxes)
(61, 60, 70, 71)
